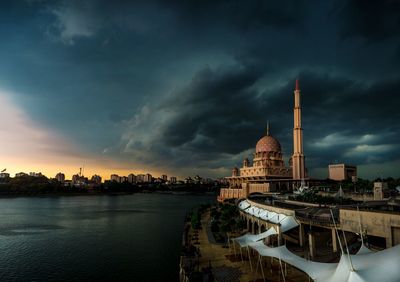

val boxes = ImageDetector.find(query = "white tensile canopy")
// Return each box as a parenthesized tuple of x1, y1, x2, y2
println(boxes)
(239, 200, 299, 231)
(260, 211, 277, 221)
(239, 200, 251, 210)
(249, 242, 337, 280)
(279, 215, 299, 232)
(269, 213, 287, 224)
(237, 201, 400, 281)
(318, 244, 400, 282)
(249, 241, 400, 282)
(231, 227, 278, 268)
(355, 244, 373, 255)
(233, 227, 277, 248)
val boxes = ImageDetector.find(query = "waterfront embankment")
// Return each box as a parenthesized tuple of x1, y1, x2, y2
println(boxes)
(180, 203, 309, 281)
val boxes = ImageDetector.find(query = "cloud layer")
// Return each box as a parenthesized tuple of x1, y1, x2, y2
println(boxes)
(0, 0, 399, 179)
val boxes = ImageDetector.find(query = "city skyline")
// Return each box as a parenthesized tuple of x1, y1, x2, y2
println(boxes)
(1, 1, 400, 180)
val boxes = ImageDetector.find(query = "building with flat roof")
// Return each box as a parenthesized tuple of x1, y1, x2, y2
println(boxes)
(110, 174, 120, 182)
(328, 163, 357, 181)
(128, 174, 136, 183)
(143, 173, 152, 183)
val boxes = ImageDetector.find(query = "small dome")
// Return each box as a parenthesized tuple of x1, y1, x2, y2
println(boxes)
(256, 135, 281, 153)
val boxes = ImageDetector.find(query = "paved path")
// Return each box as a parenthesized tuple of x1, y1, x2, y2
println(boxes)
(197, 210, 310, 282)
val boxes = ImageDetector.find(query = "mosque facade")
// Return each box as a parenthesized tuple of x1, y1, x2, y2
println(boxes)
(219, 80, 306, 200)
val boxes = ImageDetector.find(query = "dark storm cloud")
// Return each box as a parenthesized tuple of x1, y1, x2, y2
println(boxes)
(160, 66, 262, 151)
(120, 67, 400, 177)
(338, 0, 400, 42)
(119, 65, 265, 169)
(0, 0, 399, 178)
(161, 0, 309, 31)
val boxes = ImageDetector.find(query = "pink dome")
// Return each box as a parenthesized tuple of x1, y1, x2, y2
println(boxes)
(256, 135, 281, 153)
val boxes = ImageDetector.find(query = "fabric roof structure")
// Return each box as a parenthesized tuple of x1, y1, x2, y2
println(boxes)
(249, 241, 400, 282)
(355, 244, 373, 255)
(319, 244, 400, 282)
(249, 242, 337, 280)
(233, 227, 277, 248)
(239, 200, 251, 210)
(269, 213, 286, 224)
(238, 200, 299, 231)
(279, 215, 299, 232)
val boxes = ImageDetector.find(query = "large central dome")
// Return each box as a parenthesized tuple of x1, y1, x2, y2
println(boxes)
(256, 134, 281, 153)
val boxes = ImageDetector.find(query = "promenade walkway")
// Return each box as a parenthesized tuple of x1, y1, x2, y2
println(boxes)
(197, 210, 309, 282)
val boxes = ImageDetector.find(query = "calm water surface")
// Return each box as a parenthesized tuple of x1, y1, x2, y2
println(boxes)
(0, 193, 215, 281)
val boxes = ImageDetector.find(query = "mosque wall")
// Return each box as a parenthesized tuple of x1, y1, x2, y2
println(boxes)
(217, 188, 244, 201)
(248, 183, 271, 193)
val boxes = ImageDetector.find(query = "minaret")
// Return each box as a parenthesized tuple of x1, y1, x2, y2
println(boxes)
(292, 79, 306, 179)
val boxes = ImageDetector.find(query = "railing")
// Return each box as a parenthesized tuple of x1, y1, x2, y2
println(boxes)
(295, 208, 340, 227)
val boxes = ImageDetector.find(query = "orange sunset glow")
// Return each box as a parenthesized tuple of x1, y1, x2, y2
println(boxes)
(0, 90, 161, 180)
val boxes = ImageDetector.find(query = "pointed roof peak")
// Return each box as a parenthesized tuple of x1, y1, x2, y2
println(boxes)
(266, 121, 270, 136)
(295, 79, 300, 91)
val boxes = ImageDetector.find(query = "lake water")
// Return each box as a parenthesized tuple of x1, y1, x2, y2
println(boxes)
(0, 193, 215, 281)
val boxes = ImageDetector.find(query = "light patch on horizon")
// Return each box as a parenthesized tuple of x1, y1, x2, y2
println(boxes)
(345, 144, 395, 156)
(313, 133, 377, 148)
(0, 90, 159, 179)
(0, 90, 76, 158)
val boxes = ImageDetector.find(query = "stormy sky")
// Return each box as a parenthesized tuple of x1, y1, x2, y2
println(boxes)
(0, 0, 399, 179)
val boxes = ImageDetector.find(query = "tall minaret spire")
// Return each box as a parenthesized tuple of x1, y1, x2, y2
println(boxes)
(292, 79, 306, 180)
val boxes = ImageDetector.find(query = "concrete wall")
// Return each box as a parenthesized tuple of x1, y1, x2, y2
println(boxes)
(340, 209, 400, 247)
(317, 191, 376, 202)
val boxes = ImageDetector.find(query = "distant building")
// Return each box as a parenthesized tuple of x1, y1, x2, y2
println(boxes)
(120, 176, 128, 183)
(55, 173, 65, 182)
(170, 176, 177, 184)
(128, 174, 136, 183)
(91, 175, 102, 185)
(136, 174, 145, 183)
(144, 173, 152, 183)
(15, 172, 28, 177)
(110, 174, 120, 182)
(0, 172, 10, 179)
(154, 177, 163, 183)
(72, 174, 88, 186)
(29, 172, 43, 177)
(161, 175, 168, 182)
(328, 164, 357, 181)
(374, 182, 388, 200)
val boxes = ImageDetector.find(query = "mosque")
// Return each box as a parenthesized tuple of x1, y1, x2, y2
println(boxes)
(214, 80, 400, 282)
(219, 80, 306, 200)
